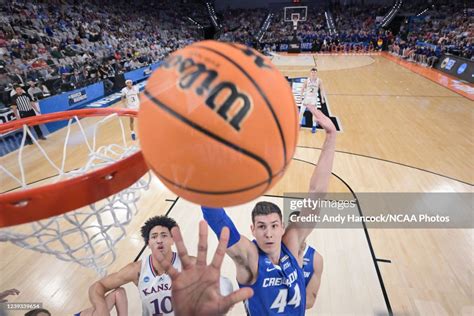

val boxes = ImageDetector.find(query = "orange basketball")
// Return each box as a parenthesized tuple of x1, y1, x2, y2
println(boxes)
(138, 40, 298, 207)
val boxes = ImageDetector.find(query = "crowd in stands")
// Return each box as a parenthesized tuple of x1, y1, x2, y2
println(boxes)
(0, 0, 471, 107)
(219, 5, 393, 53)
(389, 1, 472, 67)
(0, 0, 203, 105)
(218, 9, 268, 44)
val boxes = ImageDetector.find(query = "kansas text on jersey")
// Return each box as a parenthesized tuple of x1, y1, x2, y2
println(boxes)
(138, 253, 181, 316)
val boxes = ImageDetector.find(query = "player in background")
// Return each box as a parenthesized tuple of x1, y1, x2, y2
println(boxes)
(75, 288, 128, 316)
(88, 216, 233, 316)
(121, 79, 140, 140)
(298, 68, 327, 133)
(299, 240, 323, 309)
(201, 109, 336, 315)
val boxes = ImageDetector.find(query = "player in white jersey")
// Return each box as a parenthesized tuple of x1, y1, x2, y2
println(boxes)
(74, 288, 127, 316)
(298, 68, 327, 133)
(88, 216, 234, 316)
(121, 79, 140, 140)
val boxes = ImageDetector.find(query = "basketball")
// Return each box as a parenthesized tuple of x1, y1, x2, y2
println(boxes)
(138, 40, 298, 207)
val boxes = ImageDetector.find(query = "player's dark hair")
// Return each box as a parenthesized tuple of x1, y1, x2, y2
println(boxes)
(311, 67, 317, 71)
(25, 309, 51, 316)
(251, 201, 282, 223)
(141, 216, 178, 244)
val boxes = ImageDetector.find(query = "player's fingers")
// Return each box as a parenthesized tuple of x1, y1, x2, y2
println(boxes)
(155, 248, 179, 279)
(171, 226, 192, 269)
(196, 221, 208, 266)
(210, 227, 229, 270)
(165, 264, 179, 279)
(220, 288, 254, 313)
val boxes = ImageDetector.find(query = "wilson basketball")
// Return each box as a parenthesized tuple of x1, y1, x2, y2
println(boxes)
(138, 40, 298, 207)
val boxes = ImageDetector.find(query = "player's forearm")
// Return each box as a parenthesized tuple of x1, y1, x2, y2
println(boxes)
(32, 103, 40, 113)
(88, 282, 109, 310)
(309, 132, 336, 193)
(12, 107, 19, 119)
(201, 206, 241, 248)
(306, 292, 316, 309)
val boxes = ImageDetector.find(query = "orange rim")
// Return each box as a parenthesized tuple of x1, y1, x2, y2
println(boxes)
(0, 108, 148, 228)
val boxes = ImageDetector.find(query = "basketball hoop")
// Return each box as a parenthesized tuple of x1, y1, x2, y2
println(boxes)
(0, 108, 150, 275)
(284, 6, 306, 32)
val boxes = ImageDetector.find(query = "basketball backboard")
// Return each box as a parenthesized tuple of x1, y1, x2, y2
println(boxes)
(284, 6, 308, 22)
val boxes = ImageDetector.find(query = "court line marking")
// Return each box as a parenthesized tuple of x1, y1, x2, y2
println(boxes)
(296, 145, 473, 186)
(292, 157, 393, 315)
(376, 258, 392, 264)
(326, 93, 461, 98)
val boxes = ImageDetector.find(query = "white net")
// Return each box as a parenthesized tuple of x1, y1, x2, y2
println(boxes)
(0, 112, 150, 276)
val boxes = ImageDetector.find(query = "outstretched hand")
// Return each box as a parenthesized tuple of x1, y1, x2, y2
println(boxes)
(156, 221, 253, 316)
(0, 288, 20, 302)
(309, 108, 337, 134)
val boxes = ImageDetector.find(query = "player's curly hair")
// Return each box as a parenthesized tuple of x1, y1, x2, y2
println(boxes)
(140, 216, 178, 245)
(251, 201, 282, 223)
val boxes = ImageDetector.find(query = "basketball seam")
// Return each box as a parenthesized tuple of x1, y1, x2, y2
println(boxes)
(143, 89, 273, 188)
(224, 42, 297, 164)
(193, 44, 289, 168)
(151, 164, 287, 195)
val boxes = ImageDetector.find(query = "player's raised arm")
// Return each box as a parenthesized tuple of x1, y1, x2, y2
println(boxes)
(306, 252, 323, 309)
(284, 110, 337, 255)
(201, 206, 258, 284)
(88, 261, 140, 315)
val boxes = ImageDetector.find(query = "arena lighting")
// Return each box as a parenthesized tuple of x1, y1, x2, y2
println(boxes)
(325, 11, 337, 36)
(381, 0, 403, 27)
(257, 12, 274, 42)
(206, 2, 222, 29)
(416, 8, 429, 17)
(187, 16, 203, 28)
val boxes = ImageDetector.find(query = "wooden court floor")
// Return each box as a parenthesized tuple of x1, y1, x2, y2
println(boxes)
(0, 55, 472, 315)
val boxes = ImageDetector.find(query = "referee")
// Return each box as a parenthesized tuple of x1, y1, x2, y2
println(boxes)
(10, 85, 46, 144)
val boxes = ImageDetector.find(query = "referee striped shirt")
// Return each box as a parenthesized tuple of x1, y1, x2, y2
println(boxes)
(11, 93, 33, 112)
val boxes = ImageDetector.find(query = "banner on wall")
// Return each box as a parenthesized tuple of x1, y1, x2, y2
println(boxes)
(0, 107, 15, 124)
(288, 38, 301, 53)
(38, 82, 104, 132)
(301, 42, 313, 51)
(39, 82, 105, 115)
(436, 54, 474, 83)
(0, 107, 22, 156)
(124, 62, 162, 83)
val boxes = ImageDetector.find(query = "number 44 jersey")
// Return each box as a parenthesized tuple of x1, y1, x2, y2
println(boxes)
(239, 241, 306, 315)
